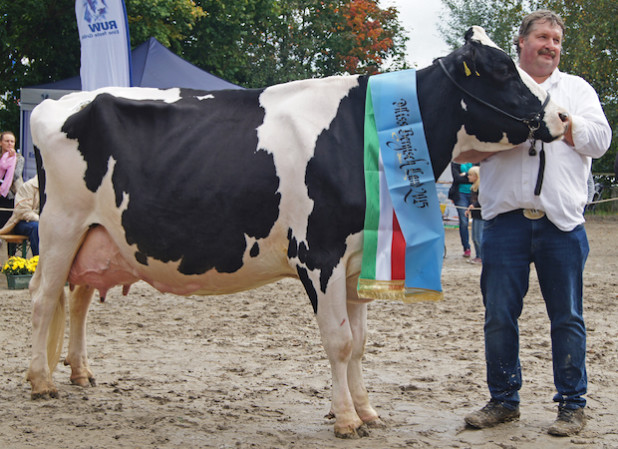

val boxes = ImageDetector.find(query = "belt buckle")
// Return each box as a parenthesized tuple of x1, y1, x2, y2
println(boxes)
(523, 209, 545, 220)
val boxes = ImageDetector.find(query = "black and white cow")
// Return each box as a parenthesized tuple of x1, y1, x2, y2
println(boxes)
(27, 27, 568, 438)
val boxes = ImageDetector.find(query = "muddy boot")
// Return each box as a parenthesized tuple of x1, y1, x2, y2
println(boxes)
(547, 406, 585, 436)
(465, 399, 520, 428)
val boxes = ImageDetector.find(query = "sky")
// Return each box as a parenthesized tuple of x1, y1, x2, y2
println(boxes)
(382, 0, 451, 68)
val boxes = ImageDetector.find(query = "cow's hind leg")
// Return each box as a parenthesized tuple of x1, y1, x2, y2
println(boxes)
(27, 263, 68, 399)
(64, 285, 96, 387)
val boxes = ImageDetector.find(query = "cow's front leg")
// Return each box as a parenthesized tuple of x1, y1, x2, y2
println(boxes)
(346, 299, 384, 428)
(315, 275, 366, 438)
(64, 285, 96, 387)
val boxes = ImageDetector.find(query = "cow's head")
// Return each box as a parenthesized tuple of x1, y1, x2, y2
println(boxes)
(424, 26, 568, 164)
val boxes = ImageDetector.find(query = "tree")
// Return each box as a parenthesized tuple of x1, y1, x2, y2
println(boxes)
(182, 0, 409, 87)
(438, 0, 526, 56)
(440, 0, 617, 173)
(0, 0, 203, 140)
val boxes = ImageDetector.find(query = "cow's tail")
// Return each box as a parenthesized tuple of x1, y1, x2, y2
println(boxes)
(46, 289, 66, 374)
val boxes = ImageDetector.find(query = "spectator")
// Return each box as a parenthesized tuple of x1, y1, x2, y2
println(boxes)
(448, 162, 474, 257)
(0, 177, 40, 255)
(465, 166, 482, 264)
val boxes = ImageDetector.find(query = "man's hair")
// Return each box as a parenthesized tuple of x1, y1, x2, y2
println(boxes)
(514, 10, 565, 56)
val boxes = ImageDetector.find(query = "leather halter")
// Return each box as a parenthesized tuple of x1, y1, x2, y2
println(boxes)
(437, 58, 550, 140)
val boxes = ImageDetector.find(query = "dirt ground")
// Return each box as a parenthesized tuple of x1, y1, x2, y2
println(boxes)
(0, 216, 616, 449)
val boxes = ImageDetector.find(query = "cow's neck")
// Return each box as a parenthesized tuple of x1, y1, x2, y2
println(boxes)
(416, 63, 461, 180)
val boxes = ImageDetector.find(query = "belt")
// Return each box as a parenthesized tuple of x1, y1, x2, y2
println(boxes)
(501, 208, 546, 220)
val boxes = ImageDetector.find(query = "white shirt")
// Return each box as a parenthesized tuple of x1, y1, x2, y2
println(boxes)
(479, 69, 612, 231)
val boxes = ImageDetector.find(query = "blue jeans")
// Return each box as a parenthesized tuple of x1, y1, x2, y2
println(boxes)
(471, 217, 483, 259)
(480, 211, 588, 410)
(455, 192, 472, 251)
(14, 221, 39, 256)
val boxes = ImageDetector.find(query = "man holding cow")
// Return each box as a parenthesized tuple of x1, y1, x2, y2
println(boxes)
(459, 10, 611, 436)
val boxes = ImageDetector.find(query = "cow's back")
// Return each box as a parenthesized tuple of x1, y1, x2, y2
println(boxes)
(31, 77, 368, 296)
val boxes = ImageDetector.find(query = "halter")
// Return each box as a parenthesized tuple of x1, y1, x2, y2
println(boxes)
(437, 58, 550, 139)
(437, 58, 551, 195)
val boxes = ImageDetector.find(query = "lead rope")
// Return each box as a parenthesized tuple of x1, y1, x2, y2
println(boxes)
(529, 139, 545, 195)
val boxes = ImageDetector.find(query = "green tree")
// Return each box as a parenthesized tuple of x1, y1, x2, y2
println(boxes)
(0, 0, 203, 138)
(440, 0, 617, 173)
(438, 0, 526, 56)
(183, 0, 408, 87)
(0, 0, 80, 139)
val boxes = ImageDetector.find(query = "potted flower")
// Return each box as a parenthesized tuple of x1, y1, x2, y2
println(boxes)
(2, 255, 38, 290)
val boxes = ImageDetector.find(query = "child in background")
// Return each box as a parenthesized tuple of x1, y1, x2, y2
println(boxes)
(465, 166, 483, 264)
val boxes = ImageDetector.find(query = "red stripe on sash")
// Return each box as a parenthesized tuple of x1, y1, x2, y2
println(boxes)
(391, 211, 406, 280)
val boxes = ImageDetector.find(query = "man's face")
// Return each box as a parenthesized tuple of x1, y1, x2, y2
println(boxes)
(518, 19, 563, 83)
(1, 134, 15, 154)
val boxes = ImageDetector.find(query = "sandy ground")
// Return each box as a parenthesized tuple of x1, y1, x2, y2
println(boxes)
(0, 216, 616, 449)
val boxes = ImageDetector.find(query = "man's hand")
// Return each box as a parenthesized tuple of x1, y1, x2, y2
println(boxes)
(562, 116, 574, 146)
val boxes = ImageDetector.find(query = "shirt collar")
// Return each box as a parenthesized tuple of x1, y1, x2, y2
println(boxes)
(540, 68, 562, 90)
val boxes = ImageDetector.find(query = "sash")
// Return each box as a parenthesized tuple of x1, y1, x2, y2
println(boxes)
(358, 70, 444, 303)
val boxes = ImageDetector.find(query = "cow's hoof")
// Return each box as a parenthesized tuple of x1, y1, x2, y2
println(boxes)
(364, 417, 387, 429)
(70, 376, 96, 387)
(334, 424, 369, 439)
(31, 389, 59, 400)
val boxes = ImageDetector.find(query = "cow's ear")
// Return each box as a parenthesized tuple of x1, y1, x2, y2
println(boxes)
(459, 47, 481, 77)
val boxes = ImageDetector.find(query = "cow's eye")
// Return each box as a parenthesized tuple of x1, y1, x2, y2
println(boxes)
(493, 64, 512, 81)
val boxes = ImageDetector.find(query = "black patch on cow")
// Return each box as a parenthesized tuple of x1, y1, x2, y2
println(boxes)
(292, 77, 368, 293)
(34, 146, 46, 213)
(135, 251, 148, 266)
(297, 265, 318, 314)
(61, 88, 280, 275)
(250, 242, 259, 258)
(287, 228, 298, 259)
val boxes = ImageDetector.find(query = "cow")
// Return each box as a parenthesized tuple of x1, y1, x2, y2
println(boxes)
(27, 27, 568, 438)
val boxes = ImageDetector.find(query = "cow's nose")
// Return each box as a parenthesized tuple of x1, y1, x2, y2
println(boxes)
(559, 112, 569, 122)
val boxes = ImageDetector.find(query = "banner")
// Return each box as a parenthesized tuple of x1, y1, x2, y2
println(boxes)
(75, 0, 132, 90)
(358, 70, 444, 303)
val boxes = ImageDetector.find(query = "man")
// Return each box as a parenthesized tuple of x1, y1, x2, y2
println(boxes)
(458, 10, 612, 436)
(0, 177, 40, 256)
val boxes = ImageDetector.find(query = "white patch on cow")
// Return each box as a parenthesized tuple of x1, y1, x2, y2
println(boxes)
(195, 94, 215, 101)
(256, 76, 362, 245)
(460, 99, 468, 111)
(451, 125, 515, 160)
(41, 87, 187, 117)
(468, 26, 502, 51)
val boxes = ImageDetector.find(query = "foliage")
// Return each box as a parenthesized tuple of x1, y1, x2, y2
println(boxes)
(438, 0, 525, 57)
(440, 0, 617, 173)
(0, 0, 204, 138)
(1, 0, 408, 130)
(2, 255, 39, 275)
(0, 0, 81, 139)
(182, 0, 409, 87)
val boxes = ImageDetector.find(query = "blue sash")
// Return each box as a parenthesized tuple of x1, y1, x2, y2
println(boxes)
(368, 70, 444, 299)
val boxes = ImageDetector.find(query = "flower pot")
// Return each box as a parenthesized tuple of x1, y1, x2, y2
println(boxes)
(5, 273, 33, 290)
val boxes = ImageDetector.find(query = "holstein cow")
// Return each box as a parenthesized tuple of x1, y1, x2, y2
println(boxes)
(27, 27, 568, 438)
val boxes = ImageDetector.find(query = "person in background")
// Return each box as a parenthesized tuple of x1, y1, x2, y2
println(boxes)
(465, 166, 482, 264)
(0, 131, 25, 228)
(459, 10, 611, 436)
(0, 176, 39, 256)
(449, 162, 474, 258)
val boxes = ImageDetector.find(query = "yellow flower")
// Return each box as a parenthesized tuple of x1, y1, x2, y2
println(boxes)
(2, 256, 38, 275)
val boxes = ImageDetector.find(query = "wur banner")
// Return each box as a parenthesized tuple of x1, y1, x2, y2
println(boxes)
(75, 0, 132, 90)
